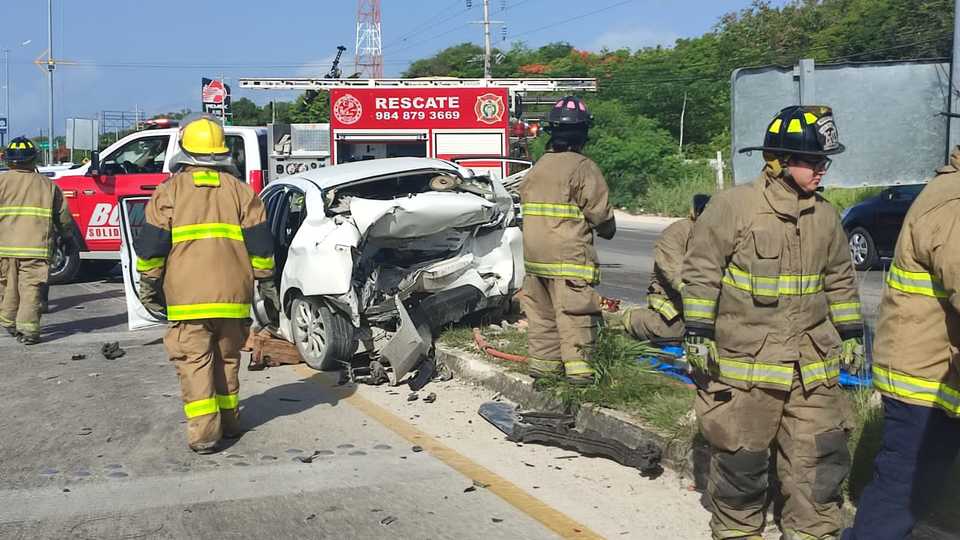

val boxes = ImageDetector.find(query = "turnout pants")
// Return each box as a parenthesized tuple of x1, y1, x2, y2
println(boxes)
(0, 258, 49, 339)
(624, 306, 685, 342)
(844, 397, 960, 540)
(164, 319, 247, 448)
(520, 275, 601, 380)
(696, 367, 851, 540)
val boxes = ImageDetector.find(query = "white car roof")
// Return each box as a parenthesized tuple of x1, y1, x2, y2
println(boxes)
(284, 157, 463, 191)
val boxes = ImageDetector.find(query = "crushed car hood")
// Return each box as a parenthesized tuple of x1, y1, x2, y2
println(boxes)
(350, 191, 500, 239)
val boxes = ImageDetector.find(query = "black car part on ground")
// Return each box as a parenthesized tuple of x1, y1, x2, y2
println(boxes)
(479, 401, 662, 475)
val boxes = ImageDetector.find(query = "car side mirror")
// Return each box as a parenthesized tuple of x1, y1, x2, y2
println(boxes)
(87, 151, 100, 176)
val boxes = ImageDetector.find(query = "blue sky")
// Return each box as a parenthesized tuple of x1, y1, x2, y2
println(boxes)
(1, 0, 785, 138)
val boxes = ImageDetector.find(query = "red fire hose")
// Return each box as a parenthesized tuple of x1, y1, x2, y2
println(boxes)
(472, 327, 528, 363)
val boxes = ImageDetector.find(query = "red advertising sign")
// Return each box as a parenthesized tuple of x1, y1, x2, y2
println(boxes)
(329, 87, 509, 130)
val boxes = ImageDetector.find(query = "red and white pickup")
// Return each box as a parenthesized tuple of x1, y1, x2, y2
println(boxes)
(49, 125, 268, 283)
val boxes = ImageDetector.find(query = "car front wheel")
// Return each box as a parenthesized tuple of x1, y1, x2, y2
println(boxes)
(48, 241, 81, 284)
(290, 296, 355, 371)
(848, 227, 878, 271)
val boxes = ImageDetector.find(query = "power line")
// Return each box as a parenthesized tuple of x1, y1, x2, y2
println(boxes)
(381, 0, 470, 50)
(504, 0, 633, 42)
(382, 22, 475, 56)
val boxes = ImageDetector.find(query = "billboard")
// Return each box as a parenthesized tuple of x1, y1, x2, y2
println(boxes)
(201, 78, 232, 119)
(731, 59, 950, 187)
(65, 118, 100, 151)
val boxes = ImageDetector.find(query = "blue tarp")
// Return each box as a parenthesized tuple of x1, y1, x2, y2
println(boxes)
(636, 345, 873, 389)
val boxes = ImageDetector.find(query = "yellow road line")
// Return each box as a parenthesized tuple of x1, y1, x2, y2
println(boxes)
(294, 364, 602, 539)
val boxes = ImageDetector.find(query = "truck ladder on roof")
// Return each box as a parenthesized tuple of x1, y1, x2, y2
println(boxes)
(237, 77, 597, 92)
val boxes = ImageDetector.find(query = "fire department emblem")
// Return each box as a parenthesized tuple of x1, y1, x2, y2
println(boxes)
(333, 93, 363, 125)
(475, 93, 504, 125)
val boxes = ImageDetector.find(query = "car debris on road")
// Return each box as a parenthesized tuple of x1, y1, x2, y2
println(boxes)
(478, 401, 662, 475)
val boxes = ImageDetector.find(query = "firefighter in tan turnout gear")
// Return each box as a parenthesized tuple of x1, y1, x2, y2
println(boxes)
(844, 147, 960, 540)
(135, 116, 279, 454)
(681, 106, 864, 540)
(624, 193, 710, 343)
(519, 96, 615, 384)
(0, 137, 76, 344)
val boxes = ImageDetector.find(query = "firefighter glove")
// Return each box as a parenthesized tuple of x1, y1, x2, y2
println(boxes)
(840, 336, 864, 372)
(683, 334, 717, 375)
(259, 279, 280, 322)
(138, 276, 166, 316)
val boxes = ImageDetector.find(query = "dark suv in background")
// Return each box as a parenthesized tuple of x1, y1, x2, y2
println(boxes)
(840, 184, 925, 270)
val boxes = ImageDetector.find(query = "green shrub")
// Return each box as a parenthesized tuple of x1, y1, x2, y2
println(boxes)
(638, 162, 717, 216)
(820, 186, 882, 212)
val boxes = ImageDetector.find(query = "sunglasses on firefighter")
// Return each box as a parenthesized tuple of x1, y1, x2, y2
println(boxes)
(791, 156, 832, 172)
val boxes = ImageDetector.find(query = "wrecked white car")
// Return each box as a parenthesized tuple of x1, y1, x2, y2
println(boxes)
(119, 157, 523, 384)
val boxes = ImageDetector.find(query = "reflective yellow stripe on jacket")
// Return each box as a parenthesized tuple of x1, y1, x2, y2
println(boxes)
(167, 302, 251, 320)
(192, 170, 221, 187)
(873, 365, 960, 415)
(683, 297, 716, 321)
(250, 255, 275, 270)
(885, 264, 949, 299)
(829, 301, 863, 324)
(0, 246, 49, 258)
(171, 223, 244, 244)
(722, 264, 824, 296)
(0, 206, 53, 218)
(716, 357, 839, 388)
(136, 257, 165, 271)
(524, 260, 600, 283)
(648, 295, 679, 320)
(521, 202, 584, 220)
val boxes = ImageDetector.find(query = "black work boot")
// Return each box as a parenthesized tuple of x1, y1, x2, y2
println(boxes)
(17, 334, 40, 345)
(2, 326, 16, 338)
(189, 440, 221, 455)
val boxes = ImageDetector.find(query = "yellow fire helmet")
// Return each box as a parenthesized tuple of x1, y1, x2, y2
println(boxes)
(179, 114, 229, 156)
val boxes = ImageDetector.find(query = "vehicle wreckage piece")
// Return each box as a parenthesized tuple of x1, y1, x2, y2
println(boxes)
(478, 401, 662, 474)
(381, 296, 434, 386)
(243, 328, 304, 370)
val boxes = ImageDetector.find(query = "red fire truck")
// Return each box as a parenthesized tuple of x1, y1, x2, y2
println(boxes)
(240, 77, 598, 178)
(329, 86, 509, 177)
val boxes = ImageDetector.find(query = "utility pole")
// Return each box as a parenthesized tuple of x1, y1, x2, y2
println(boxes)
(2, 48, 9, 147)
(47, 0, 55, 165)
(678, 91, 687, 156)
(472, 0, 503, 79)
(482, 0, 492, 78)
(947, 0, 960, 159)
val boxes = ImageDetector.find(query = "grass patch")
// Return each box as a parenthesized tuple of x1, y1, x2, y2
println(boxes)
(637, 163, 717, 217)
(440, 324, 696, 442)
(438, 325, 475, 352)
(846, 388, 885, 500)
(820, 186, 882, 212)
(537, 328, 696, 440)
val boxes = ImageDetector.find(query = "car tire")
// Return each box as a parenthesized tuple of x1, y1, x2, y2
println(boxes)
(848, 227, 878, 271)
(48, 242, 81, 284)
(290, 296, 355, 371)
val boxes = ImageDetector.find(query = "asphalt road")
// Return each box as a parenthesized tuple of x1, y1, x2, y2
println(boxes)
(0, 275, 713, 540)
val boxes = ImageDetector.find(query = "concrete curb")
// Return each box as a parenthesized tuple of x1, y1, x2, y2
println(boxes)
(436, 345, 707, 477)
(613, 210, 682, 229)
